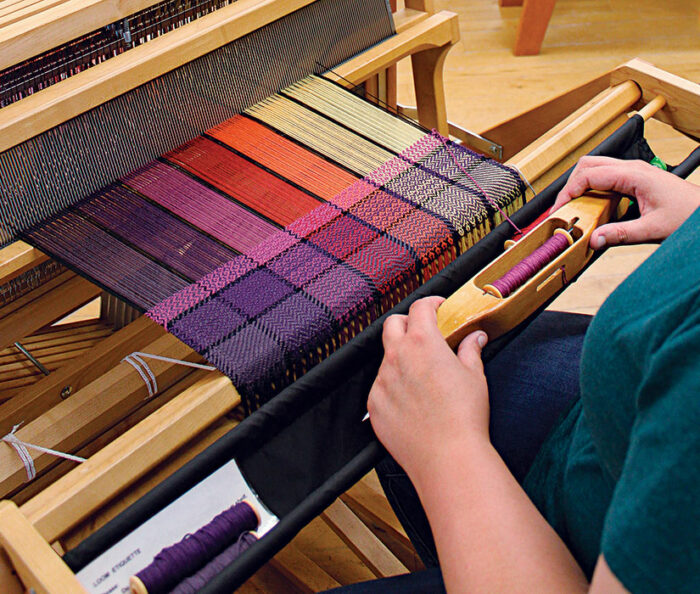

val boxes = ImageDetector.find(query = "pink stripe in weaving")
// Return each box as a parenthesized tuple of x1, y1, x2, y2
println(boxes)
(287, 203, 343, 238)
(147, 256, 257, 327)
(123, 162, 279, 253)
(246, 231, 299, 266)
(367, 133, 442, 188)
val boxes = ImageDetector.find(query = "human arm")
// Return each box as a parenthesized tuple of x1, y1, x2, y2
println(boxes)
(368, 297, 594, 592)
(550, 156, 700, 248)
(368, 297, 636, 593)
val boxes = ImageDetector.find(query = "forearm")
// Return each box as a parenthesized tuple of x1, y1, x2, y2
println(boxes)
(412, 437, 588, 593)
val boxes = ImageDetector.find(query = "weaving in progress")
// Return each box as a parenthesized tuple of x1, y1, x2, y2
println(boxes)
(2, 0, 700, 590)
(16, 74, 524, 413)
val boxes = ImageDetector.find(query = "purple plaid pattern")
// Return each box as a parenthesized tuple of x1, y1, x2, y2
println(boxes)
(148, 133, 524, 413)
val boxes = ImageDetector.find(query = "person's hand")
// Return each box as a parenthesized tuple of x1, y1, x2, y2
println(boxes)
(550, 156, 700, 248)
(367, 296, 490, 483)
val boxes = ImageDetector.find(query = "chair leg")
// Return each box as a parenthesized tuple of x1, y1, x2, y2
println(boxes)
(513, 0, 557, 56)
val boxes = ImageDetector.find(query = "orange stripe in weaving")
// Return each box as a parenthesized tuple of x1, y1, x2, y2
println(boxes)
(209, 115, 358, 200)
(165, 136, 322, 227)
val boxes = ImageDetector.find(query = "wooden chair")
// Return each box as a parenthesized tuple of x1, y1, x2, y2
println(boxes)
(500, 0, 557, 56)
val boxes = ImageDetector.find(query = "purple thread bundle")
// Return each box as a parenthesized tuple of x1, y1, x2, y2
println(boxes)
(169, 532, 258, 593)
(491, 232, 571, 298)
(134, 501, 258, 594)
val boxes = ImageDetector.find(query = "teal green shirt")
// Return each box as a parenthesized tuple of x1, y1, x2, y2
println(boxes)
(523, 207, 700, 593)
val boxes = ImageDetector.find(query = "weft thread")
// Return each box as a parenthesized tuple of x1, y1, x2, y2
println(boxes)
(169, 532, 258, 593)
(133, 501, 259, 593)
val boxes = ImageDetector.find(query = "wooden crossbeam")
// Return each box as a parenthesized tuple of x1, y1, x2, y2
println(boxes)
(0, 242, 48, 285)
(20, 373, 239, 542)
(270, 545, 342, 592)
(0, 316, 163, 436)
(0, 272, 101, 352)
(341, 479, 423, 572)
(0, 332, 204, 496)
(322, 499, 408, 579)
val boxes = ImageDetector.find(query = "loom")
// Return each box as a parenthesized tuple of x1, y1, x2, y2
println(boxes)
(0, 0, 700, 589)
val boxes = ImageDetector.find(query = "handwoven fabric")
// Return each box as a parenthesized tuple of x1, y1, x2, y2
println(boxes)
(24, 75, 524, 414)
(147, 130, 524, 413)
(75, 185, 238, 281)
(123, 161, 281, 252)
(208, 115, 358, 200)
(164, 137, 323, 226)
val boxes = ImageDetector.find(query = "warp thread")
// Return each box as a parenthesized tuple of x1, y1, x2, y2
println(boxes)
(169, 531, 258, 594)
(122, 352, 216, 398)
(134, 501, 259, 594)
(507, 163, 537, 201)
(490, 232, 571, 298)
(1, 423, 86, 481)
(432, 130, 523, 235)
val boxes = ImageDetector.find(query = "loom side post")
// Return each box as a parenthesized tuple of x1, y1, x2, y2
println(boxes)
(411, 44, 453, 136)
(0, 500, 87, 593)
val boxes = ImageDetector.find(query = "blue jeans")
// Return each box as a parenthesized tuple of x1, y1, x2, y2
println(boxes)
(325, 311, 592, 593)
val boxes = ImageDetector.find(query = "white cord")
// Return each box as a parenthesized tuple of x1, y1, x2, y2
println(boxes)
(2, 424, 86, 482)
(122, 352, 216, 398)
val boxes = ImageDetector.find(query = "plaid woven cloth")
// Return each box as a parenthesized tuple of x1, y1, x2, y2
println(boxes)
(147, 131, 523, 413)
(24, 74, 524, 414)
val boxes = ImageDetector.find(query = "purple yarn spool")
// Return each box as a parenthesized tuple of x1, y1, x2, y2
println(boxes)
(169, 532, 258, 594)
(490, 232, 571, 298)
(134, 501, 259, 594)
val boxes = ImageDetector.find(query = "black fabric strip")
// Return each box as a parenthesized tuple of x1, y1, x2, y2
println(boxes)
(670, 146, 700, 178)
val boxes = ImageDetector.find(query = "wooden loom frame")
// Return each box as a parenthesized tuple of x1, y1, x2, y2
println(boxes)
(0, 1, 460, 590)
(0, 0, 699, 586)
(0, 0, 462, 497)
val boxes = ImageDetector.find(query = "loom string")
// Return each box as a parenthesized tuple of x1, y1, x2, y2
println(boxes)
(507, 163, 537, 202)
(122, 352, 216, 398)
(2, 423, 86, 481)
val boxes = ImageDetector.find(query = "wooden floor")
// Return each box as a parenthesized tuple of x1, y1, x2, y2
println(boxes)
(398, 0, 700, 135)
(248, 2, 700, 591)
